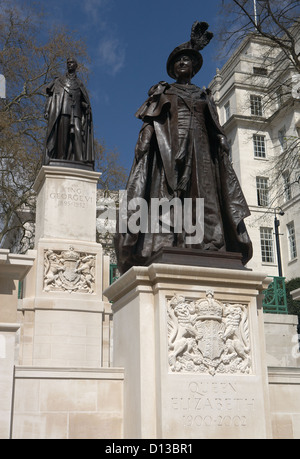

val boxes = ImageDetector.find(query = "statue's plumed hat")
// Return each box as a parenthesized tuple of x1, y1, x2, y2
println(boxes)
(166, 21, 213, 79)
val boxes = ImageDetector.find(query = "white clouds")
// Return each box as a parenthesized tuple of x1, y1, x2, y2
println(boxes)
(78, 0, 126, 76)
(81, 0, 111, 27)
(97, 37, 126, 76)
(82, 0, 110, 15)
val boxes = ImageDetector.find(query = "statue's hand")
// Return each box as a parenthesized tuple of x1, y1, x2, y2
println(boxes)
(217, 135, 230, 154)
(176, 174, 190, 193)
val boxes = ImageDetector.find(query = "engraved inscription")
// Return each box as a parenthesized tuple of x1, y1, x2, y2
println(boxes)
(44, 247, 95, 293)
(49, 186, 93, 208)
(167, 291, 251, 375)
(171, 381, 255, 429)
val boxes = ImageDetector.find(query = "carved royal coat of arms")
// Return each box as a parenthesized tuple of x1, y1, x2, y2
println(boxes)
(167, 291, 251, 375)
(43, 247, 95, 294)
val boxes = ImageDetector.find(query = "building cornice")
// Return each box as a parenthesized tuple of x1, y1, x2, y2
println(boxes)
(223, 114, 269, 131)
(281, 192, 300, 213)
(223, 96, 299, 131)
(217, 34, 274, 77)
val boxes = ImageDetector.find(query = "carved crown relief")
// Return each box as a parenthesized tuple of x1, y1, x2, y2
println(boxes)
(43, 247, 95, 293)
(167, 290, 251, 375)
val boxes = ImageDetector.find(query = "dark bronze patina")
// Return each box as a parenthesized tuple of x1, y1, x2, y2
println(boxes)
(115, 22, 253, 274)
(44, 57, 94, 170)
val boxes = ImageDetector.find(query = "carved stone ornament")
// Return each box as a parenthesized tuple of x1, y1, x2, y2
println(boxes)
(43, 247, 95, 293)
(167, 290, 251, 375)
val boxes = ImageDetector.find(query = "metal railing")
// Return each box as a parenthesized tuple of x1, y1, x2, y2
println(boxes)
(110, 263, 119, 284)
(263, 276, 288, 314)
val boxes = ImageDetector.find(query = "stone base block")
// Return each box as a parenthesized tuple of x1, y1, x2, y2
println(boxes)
(0, 324, 20, 439)
(264, 314, 300, 367)
(268, 367, 300, 439)
(105, 263, 273, 439)
(12, 366, 124, 439)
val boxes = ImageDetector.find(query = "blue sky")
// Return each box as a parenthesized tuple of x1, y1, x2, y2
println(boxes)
(35, 0, 227, 173)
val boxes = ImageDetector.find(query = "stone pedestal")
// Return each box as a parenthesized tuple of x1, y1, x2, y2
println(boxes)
(10, 167, 124, 439)
(34, 165, 99, 242)
(104, 263, 273, 439)
(20, 166, 108, 368)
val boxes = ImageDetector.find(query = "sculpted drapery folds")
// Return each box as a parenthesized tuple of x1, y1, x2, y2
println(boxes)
(44, 57, 95, 168)
(115, 22, 252, 274)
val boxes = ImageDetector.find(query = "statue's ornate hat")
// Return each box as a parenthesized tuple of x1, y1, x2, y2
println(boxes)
(166, 21, 213, 79)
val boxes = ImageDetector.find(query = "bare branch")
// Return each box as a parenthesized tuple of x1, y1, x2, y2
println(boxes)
(0, 0, 125, 251)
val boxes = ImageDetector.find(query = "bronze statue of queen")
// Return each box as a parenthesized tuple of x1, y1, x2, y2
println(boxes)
(115, 22, 252, 274)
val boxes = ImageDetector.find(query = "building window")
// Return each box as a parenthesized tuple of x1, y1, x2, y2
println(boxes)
(253, 134, 266, 158)
(260, 227, 274, 263)
(278, 127, 287, 152)
(250, 94, 263, 116)
(253, 67, 268, 76)
(287, 221, 297, 260)
(283, 171, 292, 201)
(256, 177, 269, 206)
(224, 101, 231, 121)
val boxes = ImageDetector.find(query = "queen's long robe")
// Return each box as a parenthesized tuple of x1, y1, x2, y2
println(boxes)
(115, 81, 252, 274)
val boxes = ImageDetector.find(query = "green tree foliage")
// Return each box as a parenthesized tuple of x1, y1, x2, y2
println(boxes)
(286, 277, 300, 318)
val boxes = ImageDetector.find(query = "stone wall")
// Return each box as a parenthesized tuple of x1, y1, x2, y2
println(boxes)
(11, 367, 123, 439)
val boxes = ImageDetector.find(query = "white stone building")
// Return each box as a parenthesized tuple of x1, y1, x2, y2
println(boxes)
(209, 33, 300, 281)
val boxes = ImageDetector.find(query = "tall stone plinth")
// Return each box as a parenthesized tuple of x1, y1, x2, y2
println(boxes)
(10, 166, 124, 439)
(20, 166, 108, 368)
(104, 263, 273, 439)
(34, 165, 99, 242)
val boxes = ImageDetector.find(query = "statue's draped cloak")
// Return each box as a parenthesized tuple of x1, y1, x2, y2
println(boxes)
(44, 75, 94, 164)
(115, 82, 252, 274)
